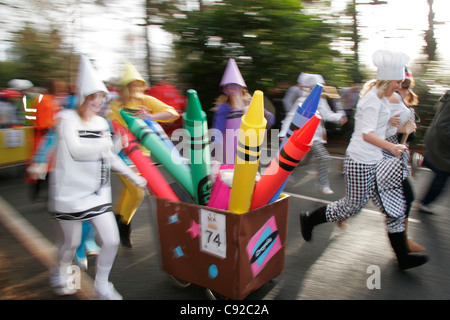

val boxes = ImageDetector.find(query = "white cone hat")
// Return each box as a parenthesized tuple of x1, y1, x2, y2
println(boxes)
(77, 55, 109, 105)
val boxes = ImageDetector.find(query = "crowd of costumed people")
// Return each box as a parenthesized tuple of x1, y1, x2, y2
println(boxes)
(4, 47, 445, 299)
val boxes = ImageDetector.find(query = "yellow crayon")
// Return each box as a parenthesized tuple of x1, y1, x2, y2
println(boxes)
(228, 90, 267, 214)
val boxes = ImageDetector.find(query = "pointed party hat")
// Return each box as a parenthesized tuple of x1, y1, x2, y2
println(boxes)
(220, 58, 247, 88)
(120, 62, 147, 87)
(77, 55, 109, 105)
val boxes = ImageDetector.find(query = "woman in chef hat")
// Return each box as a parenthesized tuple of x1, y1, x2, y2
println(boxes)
(299, 50, 429, 271)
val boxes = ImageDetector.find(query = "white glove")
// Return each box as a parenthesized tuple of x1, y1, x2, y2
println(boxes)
(27, 163, 49, 180)
(112, 131, 129, 153)
(128, 174, 147, 188)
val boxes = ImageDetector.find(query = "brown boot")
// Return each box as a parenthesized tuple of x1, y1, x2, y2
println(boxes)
(407, 238, 426, 253)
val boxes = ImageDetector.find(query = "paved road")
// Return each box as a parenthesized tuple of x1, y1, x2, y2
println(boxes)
(1, 153, 449, 301)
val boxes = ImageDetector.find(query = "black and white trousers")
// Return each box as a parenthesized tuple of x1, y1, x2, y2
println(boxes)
(309, 141, 331, 189)
(325, 155, 406, 233)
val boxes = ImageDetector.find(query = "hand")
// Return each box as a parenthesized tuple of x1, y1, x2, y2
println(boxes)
(27, 163, 48, 180)
(137, 106, 150, 119)
(131, 174, 147, 188)
(339, 116, 348, 125)
(390, 143, 408, 157)
(112, 131, 128, 152)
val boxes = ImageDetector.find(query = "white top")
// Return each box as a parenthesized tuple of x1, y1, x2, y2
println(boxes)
(346, 86, 391, 164)
(313, 98, 345, 143)
(49, 109, 135, 219)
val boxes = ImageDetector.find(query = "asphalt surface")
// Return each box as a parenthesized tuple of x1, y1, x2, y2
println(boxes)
(1, 150, 449, 303)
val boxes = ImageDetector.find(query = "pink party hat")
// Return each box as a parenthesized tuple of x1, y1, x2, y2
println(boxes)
(220, 58, 247, 87)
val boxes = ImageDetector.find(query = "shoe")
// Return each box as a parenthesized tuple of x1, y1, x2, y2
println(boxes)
(75, 252, 88, 271)
(318, 187, 334, 195)
(85, 240, 101, 256)
(49, 267, 78, 296)
(116, 214, 133, 248)
(407, 238, 426, 253)
(411, 153, 423, 177)
(411, 152, 423, 167)
(336, 221, 347, 229)
(299, 206, 327, 242)
(388, 232, 429, 271)
(95, 282, 123, 300)
(417, 202, 434, 214)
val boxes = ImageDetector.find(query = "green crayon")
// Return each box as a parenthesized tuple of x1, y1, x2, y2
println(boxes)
(120, 110, 194, 198)
(183, 89, 212, 205)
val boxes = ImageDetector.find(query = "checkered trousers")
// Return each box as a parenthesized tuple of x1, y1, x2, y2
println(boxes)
(326, 155, 406, 233)
(382, 134, 410, 175)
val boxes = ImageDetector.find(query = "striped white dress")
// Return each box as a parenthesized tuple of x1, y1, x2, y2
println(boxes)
(49, 109, 114, 221)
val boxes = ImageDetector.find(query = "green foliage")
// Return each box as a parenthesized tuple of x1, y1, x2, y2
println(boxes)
(2, 24, 73, 88)
(164, 0, 349, 110)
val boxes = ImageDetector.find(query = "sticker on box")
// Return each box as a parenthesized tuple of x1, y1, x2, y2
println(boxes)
(200, 209, 226, 259)
(246, 216, 282, 277)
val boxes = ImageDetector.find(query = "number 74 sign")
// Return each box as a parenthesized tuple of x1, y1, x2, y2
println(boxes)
(200, 209, 227, 259)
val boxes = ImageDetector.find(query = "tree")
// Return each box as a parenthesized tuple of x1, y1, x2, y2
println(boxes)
(424, 0, 437, 61)
(164, 0, 346, 110)
(6, 24, 73, 87)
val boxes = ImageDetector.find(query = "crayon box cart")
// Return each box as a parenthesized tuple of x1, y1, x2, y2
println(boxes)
(152, 195, 289, 300)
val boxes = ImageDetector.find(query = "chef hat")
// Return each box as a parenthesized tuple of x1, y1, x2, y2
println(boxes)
(298, 73, 325, 88)
(220, 58, 247, 88)
(120, 62, 147, 87)
(372, 50, 410, 81)
(77, 55, 109, 105)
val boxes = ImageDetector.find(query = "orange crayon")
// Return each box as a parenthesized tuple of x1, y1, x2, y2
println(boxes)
(250, 114, 321, 210)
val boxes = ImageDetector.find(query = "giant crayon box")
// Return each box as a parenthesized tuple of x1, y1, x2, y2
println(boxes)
(152, 194, 289, 300)
(151, 89, 289, 299)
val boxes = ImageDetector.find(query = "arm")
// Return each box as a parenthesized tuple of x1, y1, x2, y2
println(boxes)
(433, 102, 450, 147)
(282, 86, 300, 112)
(141, 95, 180, 122)
(363, 131, 407, 157)
(105, 149, 147, 187)
(59, 116, 110, 160)
(264, 108, 275, 127)
(318, 98, 347, 124)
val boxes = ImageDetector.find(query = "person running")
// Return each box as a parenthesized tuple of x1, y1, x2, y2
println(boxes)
(49, 56, 146, 299)
(299, 50, 429, 271)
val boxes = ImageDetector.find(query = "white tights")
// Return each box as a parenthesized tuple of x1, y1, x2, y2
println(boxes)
(55, 212, 120, 288)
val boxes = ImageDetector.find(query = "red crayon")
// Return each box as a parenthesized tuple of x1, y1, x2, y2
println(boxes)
(250, 115, 321, 210)
(112, 121, 179, 201)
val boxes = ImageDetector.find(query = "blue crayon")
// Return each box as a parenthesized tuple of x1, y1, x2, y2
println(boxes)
(269, 84, 323, 203)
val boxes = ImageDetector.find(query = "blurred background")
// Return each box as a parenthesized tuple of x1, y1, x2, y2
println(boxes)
(1, 0, 449, 152)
